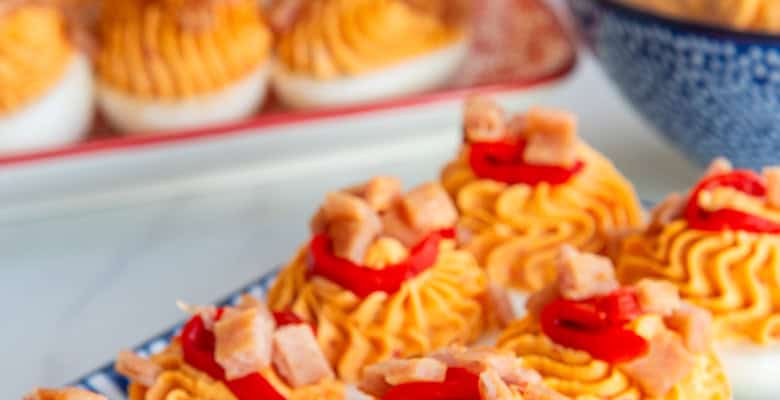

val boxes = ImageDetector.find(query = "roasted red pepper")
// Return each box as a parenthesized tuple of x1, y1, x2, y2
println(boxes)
(382, 367, 481, 400)
(180, 308, 290, 400)
(309, 228, 455, 298)
(685, 170, 780, 233)
(540, 290, 648, 363)
(469, 140, 584, 186)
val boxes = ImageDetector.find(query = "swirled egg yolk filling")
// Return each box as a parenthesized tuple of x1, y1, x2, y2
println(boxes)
(275, 0, 464, 79)
(0, 5, 73, 115)
(97, 0, 271, 100)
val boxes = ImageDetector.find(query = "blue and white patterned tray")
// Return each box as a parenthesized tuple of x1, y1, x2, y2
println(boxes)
(71, 269, 279, 400)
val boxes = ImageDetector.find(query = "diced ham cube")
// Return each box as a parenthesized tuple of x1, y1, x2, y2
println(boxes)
(272, 324, 334, 388)
(486, 284, 516, 328)
(478, 369, 515, 400)
(214, 306, 275, 380)
(363, 358, 447, 386)
(24, 388, 107, 400)
(321, 192, 381, 226)
(176, 301, 219, 331)
(381, 205, 425, 247)
(634, 279, 681, 316)
(556, 245, 619, 301)
(505, 115, 526, 139)
(620, 329, 696, 398)
(400, 182, 458, 232)
(664, 303, 713, 353)
(310, 207, 328, 234)
(313, 191, 382, 262)
(463, 96, 506, 143)
(432, 346, 540, 386)
(526, 285, 559, 320)
(115, 350, 162, 387)
(648, 193, 686, 231)
(347, 176, 403, 212)
(702, 157, 732, 179)
(237, 294, 264, 310)
(764, 166, 780, 209)
(328, 220, 381, 263)
(359, 364, 393, 397)
(522, 108, 577, 167)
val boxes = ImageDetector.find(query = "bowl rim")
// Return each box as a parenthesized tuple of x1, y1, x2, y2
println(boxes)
(590, 0, 780, 44)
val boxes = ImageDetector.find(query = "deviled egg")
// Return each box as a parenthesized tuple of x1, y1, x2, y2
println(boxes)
(95, 0, 273, 134)
(270, 0, 470, 109)
(0, 2, 93, 152)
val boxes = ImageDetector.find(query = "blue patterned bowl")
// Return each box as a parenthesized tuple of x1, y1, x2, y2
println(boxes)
(567, 0, 780, 170)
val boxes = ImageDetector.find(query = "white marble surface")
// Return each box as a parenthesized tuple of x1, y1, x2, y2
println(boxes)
(0, 54, 704, 399)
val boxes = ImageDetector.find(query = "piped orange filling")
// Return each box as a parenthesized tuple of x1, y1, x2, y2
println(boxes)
(0, 4, 72, 115)
(97, 0, 271, 100)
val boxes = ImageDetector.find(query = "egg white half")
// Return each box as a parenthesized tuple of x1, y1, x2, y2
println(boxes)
(272, 38, 469, 109)
(0, 53, 94, 153)
(717, 342, 780, 400)
(98, 62, 271, 135)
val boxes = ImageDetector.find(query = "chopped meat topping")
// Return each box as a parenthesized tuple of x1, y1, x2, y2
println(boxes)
(647, 193, 686, 232)
(320, 192, 381, 227)
(525, 285, 559, 320)
(363, 358, 447, 387)
(381, 204, 426, 247)
(634, 279, 681, 316)
(620, 328, 696, 398)
(236, 293, 264, 310)
(556, 245, 619, 301)
(115, 350, 162, 387)
(214, 305, 275, 380)
(664, 303, 713, 354)
(328, 220, 382, 264)
(505, 115, 526, 139)
(486, 283, 516, 328)
(764, 166, 780, 209)
(176, 301, 219, 331)
(363, 346, 561, 399)
(400, 182, 458, 232)
(701, 157, 733, 179)
(359, 364, 393, 397)
(521, 108, 577, 167)
(24, 388, 107, 400)
(464, 96, 506, 143)
(313, 191, 382, 263)
(272, 324, 334, 388)
(431, 346, 541, 385)
(347, 176, 403, 212)
(478, 369, 515, 400)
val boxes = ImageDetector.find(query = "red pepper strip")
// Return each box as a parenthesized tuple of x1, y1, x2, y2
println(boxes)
(180, 311, 284, 400)
(550, 301, 606, 330)
(469, 141, 585, 186)
(586, 288, 643, 326)
(685, 171, 780, 233)
(382, 368, 481, 400)
(540, 295, 648, 363)
(309, 228, 456, 298)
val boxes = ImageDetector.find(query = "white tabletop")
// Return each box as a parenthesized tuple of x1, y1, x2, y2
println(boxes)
(0, 54, 703, 399)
